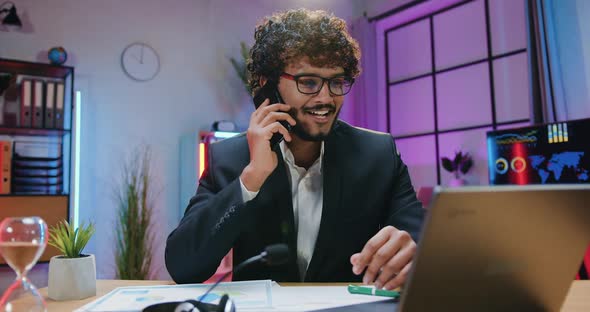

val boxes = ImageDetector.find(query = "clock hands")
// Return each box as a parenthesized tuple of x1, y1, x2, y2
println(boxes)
(140, 45, 144, 64)
(130, 45, 145, 64)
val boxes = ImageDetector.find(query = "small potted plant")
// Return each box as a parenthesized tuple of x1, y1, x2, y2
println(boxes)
(441, 150, 473, 187)
(47, 220, 96, 301)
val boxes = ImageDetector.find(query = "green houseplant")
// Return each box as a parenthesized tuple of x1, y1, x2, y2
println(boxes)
(114, 145, 155, 280)
(229, 41, 252, 94)
(48, 220, 95, 258)
(441, 151, 474, 186)
(47, 220, 97, 300)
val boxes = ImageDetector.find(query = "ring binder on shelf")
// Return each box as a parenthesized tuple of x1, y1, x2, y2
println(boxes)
(32, 79, 44, 128)
(20, 79, 32, 127)
(54, 82, 65, 129)
(44, 81, 56, 128)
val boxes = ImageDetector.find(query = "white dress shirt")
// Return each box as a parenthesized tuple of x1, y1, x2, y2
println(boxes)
(239, 141, 324, 281)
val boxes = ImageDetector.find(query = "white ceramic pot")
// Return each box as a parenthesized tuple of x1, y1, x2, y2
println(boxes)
(48, 254, 97, 301)
(448, 177, 466, 187)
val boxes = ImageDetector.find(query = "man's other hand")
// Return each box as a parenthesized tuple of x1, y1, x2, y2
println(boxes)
(350, 225, 417, 290)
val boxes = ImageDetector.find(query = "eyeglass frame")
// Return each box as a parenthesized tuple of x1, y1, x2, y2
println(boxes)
(280, 72, 355, 96)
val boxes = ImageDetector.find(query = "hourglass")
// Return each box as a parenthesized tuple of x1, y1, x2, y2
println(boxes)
(0, 217, 48, 312)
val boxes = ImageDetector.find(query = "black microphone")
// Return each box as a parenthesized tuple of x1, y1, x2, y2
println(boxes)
(143, 244, 289, 312)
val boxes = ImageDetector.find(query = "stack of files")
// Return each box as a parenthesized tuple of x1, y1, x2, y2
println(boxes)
(12, 141, 63, 194)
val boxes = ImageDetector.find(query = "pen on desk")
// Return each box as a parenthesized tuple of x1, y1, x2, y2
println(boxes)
(347, 284, 401, 298)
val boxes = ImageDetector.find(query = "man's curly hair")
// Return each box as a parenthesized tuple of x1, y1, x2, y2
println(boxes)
(247, 8, 361, 94)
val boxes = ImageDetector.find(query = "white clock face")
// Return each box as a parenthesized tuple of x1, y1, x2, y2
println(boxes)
(121, 43, 160, 81)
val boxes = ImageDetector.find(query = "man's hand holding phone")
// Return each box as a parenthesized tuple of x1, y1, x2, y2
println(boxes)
(240, 98, 296, 192)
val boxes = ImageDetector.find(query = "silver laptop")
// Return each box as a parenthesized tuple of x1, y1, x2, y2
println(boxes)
(397, 184, 590, 312)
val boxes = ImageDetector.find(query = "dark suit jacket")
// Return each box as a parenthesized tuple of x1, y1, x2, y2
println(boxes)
(165, 121, 424, 283)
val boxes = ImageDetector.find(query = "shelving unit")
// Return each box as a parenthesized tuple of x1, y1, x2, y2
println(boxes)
(0, 58, 75, 264)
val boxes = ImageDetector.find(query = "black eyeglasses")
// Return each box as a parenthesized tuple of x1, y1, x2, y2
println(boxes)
(280, 72, 354, 96)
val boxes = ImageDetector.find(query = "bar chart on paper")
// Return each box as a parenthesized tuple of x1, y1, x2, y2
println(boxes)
(74, 280, 273, 312)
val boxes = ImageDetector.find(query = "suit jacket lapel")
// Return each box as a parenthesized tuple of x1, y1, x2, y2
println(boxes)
(305, 133, 342, 281)
(259, 147, 300, 279)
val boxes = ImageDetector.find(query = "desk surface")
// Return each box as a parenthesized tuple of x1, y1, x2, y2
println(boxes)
(40, 279, 590, 311)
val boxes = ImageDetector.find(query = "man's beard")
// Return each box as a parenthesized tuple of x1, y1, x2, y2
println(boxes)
(290, 106, 340, 142)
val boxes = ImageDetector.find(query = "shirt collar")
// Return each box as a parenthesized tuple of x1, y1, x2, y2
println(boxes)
(279, 140, 324, 175)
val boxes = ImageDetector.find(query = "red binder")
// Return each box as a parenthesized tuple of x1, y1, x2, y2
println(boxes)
(0, 141, 12, 194)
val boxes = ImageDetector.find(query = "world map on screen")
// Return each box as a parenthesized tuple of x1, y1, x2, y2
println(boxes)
(529, 152, 589, 184)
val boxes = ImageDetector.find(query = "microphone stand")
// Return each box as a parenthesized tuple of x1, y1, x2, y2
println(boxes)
(197, 252, 267, 302)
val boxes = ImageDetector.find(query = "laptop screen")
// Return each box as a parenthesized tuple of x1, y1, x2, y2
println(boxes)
(398, 185, 590, 312)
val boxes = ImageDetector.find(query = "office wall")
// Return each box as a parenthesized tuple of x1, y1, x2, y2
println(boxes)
(363, 0, 416, 19)
(0, 0, 360, 283)
(543, 0, 590, 121)
(376, 0, 530, 190)
(581, 1, 590, 107)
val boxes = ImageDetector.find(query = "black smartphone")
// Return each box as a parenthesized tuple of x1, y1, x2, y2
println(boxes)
(252, 82, 292, 147)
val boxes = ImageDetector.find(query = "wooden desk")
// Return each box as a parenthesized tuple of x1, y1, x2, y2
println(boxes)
(39, 280, 590, 311)
(562, 281, 590, 312)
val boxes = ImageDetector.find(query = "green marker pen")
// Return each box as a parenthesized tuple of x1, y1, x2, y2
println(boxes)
(347, 284, 401, 298)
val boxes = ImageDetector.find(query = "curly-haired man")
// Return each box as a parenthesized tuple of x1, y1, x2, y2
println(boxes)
(166, 9, 424, 290)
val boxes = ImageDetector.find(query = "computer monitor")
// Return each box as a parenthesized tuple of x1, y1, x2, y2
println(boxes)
(486, 118, 590, 185)
(398, 185, 590, 311)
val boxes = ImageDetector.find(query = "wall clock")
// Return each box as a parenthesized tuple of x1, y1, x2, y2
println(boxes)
(121, 42, 160, 81)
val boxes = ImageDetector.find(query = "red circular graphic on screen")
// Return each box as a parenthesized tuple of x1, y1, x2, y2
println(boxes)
(510, 157, 527, 173)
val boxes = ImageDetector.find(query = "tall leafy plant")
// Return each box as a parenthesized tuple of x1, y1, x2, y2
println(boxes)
(229, 41, 252, 94)
(115, 145, 155, 280)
